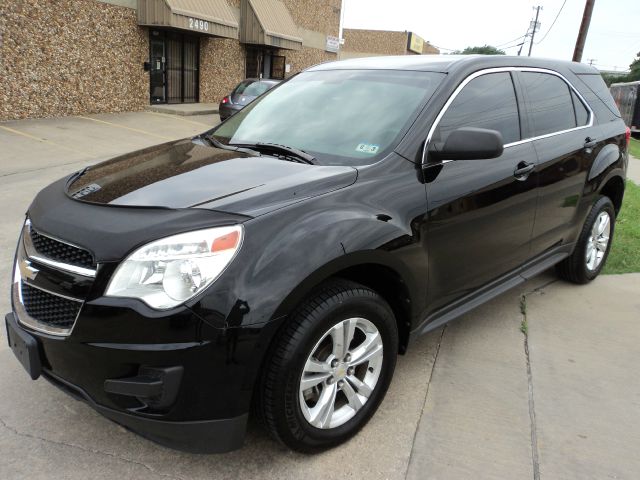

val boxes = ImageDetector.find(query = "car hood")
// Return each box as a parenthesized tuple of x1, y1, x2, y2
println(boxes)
(65, 139, 357, 217)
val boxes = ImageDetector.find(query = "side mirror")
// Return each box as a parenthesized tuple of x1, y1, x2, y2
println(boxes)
(429, 127, 504, 161)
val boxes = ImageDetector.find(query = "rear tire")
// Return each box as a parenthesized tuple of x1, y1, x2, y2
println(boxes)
(556, 196, 615, 284)
(256, 279, 398, 453)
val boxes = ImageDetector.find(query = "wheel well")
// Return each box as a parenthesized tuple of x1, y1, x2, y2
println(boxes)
(600, 176, 625, 215)
(335, 264, 412, 354)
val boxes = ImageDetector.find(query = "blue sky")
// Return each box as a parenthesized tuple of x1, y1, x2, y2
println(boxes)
(342, 0, 640, 72)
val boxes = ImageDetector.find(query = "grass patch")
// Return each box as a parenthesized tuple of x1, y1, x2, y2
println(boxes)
(520, 318, 528, 335)
(604, 180, 640, 274)
(519, 295, 528, 335)
(630, 137, 640, 159)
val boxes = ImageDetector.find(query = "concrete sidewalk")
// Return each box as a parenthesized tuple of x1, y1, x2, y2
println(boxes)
(1, 112, 639, 479)
(0, 111, 219, 176)
(627, 153, 640, 184)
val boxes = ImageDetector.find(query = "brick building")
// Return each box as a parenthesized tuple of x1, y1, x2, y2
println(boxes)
(340, 28, 439, 59)
(0, 0, 342, 120)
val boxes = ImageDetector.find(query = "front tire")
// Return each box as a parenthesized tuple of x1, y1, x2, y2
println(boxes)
(556, 196, 615, 284)
(257, 279, 398, 452)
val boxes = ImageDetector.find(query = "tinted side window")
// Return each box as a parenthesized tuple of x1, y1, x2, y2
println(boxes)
(577, 73, 622, 118)
(572, 90, 590, 126)
(521, 72, 576, 136)
(433, 72, 521, 146)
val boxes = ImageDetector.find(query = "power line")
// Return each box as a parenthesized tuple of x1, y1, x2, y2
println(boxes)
(504, 42, 527, 50)
(535, 0, 567, 45)
(430, 44, 458, 52)
(495, 34, 527, 48)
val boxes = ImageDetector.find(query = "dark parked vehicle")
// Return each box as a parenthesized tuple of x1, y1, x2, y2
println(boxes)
(610, 80, 640, 133)
(6, 56, 629, 454)
(219, 78, 280, 121)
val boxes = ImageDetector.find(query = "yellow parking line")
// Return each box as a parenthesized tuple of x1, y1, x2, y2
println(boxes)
(0, 125, 96, 157)
(144, 111, 212, 128)
(77, 116, 172, 140)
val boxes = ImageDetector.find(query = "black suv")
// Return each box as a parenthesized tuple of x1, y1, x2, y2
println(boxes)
(6, 56, 629, 454)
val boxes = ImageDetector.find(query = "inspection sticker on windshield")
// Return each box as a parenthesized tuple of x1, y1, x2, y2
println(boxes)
(356, 143, 380, 154)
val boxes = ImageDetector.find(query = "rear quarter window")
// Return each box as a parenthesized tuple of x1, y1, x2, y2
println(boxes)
(520, 72, 576, 137)
(576, 74, 622, 118)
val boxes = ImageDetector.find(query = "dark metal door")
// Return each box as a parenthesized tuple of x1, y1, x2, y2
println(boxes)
(160, 32, 199, 104)
(182, 36, 199, 103)
(271, 55, 285, 79)
(245, 48, 260, 78)
(149, 34, 166, 104)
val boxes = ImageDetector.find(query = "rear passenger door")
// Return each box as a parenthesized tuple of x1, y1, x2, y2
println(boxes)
(516, 71, 595, 255)
(424, 71, 539, 312)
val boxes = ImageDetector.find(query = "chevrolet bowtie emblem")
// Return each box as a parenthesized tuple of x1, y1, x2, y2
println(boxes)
(19, 258, 39, 281)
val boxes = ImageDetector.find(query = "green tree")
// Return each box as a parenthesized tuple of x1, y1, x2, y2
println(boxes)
(600, 52, 640, 85)
(628, 52, 640, 81)
(452, 45, 506, 55)
(602, 72, 628, 86)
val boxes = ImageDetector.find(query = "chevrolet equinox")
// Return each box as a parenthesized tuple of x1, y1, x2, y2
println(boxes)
(6, 56, 630, 453)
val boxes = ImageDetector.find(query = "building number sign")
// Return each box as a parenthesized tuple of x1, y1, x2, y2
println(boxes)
(188, 18, 209, 32)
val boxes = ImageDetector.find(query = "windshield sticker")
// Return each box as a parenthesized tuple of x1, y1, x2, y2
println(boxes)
(356, 143, 380, 154)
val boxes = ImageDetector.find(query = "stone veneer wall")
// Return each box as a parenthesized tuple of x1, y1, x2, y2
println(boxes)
(0, 0, 148, 121)
(284, 47, 336, 77)
(279, 0, 340, 75)
(199, 38, 246, 104)
(1, 0, 341, 118)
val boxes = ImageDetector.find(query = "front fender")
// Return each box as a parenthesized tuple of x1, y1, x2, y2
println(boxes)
(238, 205, 423, 326)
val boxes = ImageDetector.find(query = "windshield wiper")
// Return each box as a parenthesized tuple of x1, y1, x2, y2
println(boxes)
(200, 135, 260, 155)
(229, 142, 316, 165)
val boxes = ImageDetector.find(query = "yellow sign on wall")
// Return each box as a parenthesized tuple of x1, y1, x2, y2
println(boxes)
(408, 32, 424, 54)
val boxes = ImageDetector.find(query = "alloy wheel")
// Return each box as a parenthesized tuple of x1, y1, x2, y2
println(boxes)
(585, 211, 611, 271)
(299, 317, 383, 429)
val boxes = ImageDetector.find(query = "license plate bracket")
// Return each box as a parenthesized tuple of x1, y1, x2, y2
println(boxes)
(5, 314, 42, 380)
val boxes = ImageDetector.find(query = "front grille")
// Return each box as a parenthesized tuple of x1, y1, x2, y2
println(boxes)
(30, 228, 95, 269)
(20, 282, 82, 329)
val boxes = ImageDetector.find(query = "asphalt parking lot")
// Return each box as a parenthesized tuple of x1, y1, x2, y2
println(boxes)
(1, 112, 639, 479)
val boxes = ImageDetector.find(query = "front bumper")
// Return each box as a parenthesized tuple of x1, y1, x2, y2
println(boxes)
(5, 310, 251, 453)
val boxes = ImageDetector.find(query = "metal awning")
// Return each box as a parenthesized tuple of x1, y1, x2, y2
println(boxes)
(138, 0, 239, 39)
(240, 0, 302, 50)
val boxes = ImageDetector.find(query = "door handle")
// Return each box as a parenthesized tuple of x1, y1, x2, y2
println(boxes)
(584, 137, 597, 149)
(514, 161, 535, 180)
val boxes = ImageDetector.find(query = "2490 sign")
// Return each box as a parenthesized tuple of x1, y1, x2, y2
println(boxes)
(6, 55, 629, 453)
(188, 17, 209, 32)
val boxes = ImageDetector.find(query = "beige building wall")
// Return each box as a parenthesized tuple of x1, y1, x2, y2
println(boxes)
(1, 0, 148, 121)
(342, 29, 409, 57)
(340, 28, 439, 59)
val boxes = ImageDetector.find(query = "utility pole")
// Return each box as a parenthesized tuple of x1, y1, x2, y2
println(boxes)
(528, 6, 542, 57)
(587, 58, 596, 66)
(573, 0, 596, 62)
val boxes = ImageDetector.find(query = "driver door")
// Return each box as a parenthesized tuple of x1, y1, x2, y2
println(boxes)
(424, 71, 539, 312)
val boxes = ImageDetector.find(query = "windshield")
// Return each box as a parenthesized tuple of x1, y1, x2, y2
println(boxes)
(210, 69, 445, 165)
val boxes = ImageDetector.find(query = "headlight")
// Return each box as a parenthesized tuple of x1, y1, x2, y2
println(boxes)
(105, 225, 243, 309)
